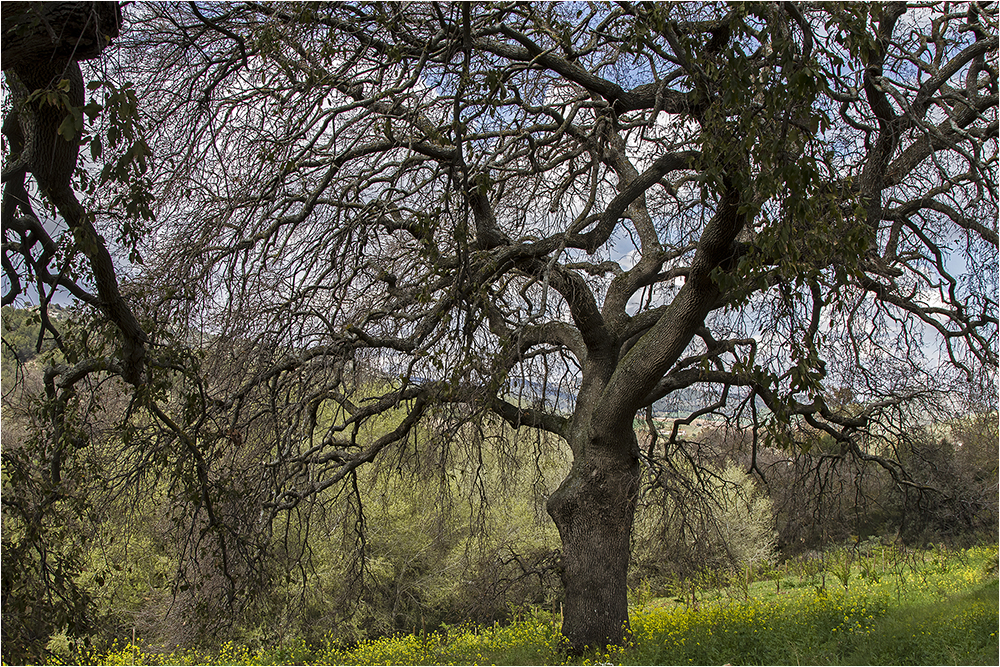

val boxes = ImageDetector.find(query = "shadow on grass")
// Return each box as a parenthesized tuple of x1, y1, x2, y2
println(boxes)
(836, 578, 999, 666)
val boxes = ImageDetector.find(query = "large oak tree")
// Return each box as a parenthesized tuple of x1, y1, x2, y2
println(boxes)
(4, 1, 997, 652)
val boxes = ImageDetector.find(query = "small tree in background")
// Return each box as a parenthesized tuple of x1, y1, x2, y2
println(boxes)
(633, 459, 776, 590)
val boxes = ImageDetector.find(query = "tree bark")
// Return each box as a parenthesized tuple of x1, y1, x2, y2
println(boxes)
(1, 2, 122, 69)
(2, 1, 146, 385)
(547, 426, 640, 651)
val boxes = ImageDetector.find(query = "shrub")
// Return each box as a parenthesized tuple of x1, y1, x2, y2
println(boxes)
(632, 459, 777, 592)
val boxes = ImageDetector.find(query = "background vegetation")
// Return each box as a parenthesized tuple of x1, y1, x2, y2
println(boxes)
(4, 306, 997, 664)
(67, 544, 1000, 666)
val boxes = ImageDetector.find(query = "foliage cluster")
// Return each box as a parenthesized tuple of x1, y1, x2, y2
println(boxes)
(694, 412, 999, 555)
(1, 305, 67, 387)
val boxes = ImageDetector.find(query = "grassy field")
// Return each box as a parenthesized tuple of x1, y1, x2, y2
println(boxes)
(70, 543, 998, 666)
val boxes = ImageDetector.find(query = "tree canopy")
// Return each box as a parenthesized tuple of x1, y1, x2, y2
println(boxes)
(3, 0, 997, 655)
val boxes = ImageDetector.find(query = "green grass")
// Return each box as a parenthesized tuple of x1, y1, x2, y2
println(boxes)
(837, 578, 998, 665)
(69, 544, 998, 666)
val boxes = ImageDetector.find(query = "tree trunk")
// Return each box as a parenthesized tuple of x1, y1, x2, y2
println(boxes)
(1, 2, 123, 69)
(547, 429, 640, 652)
